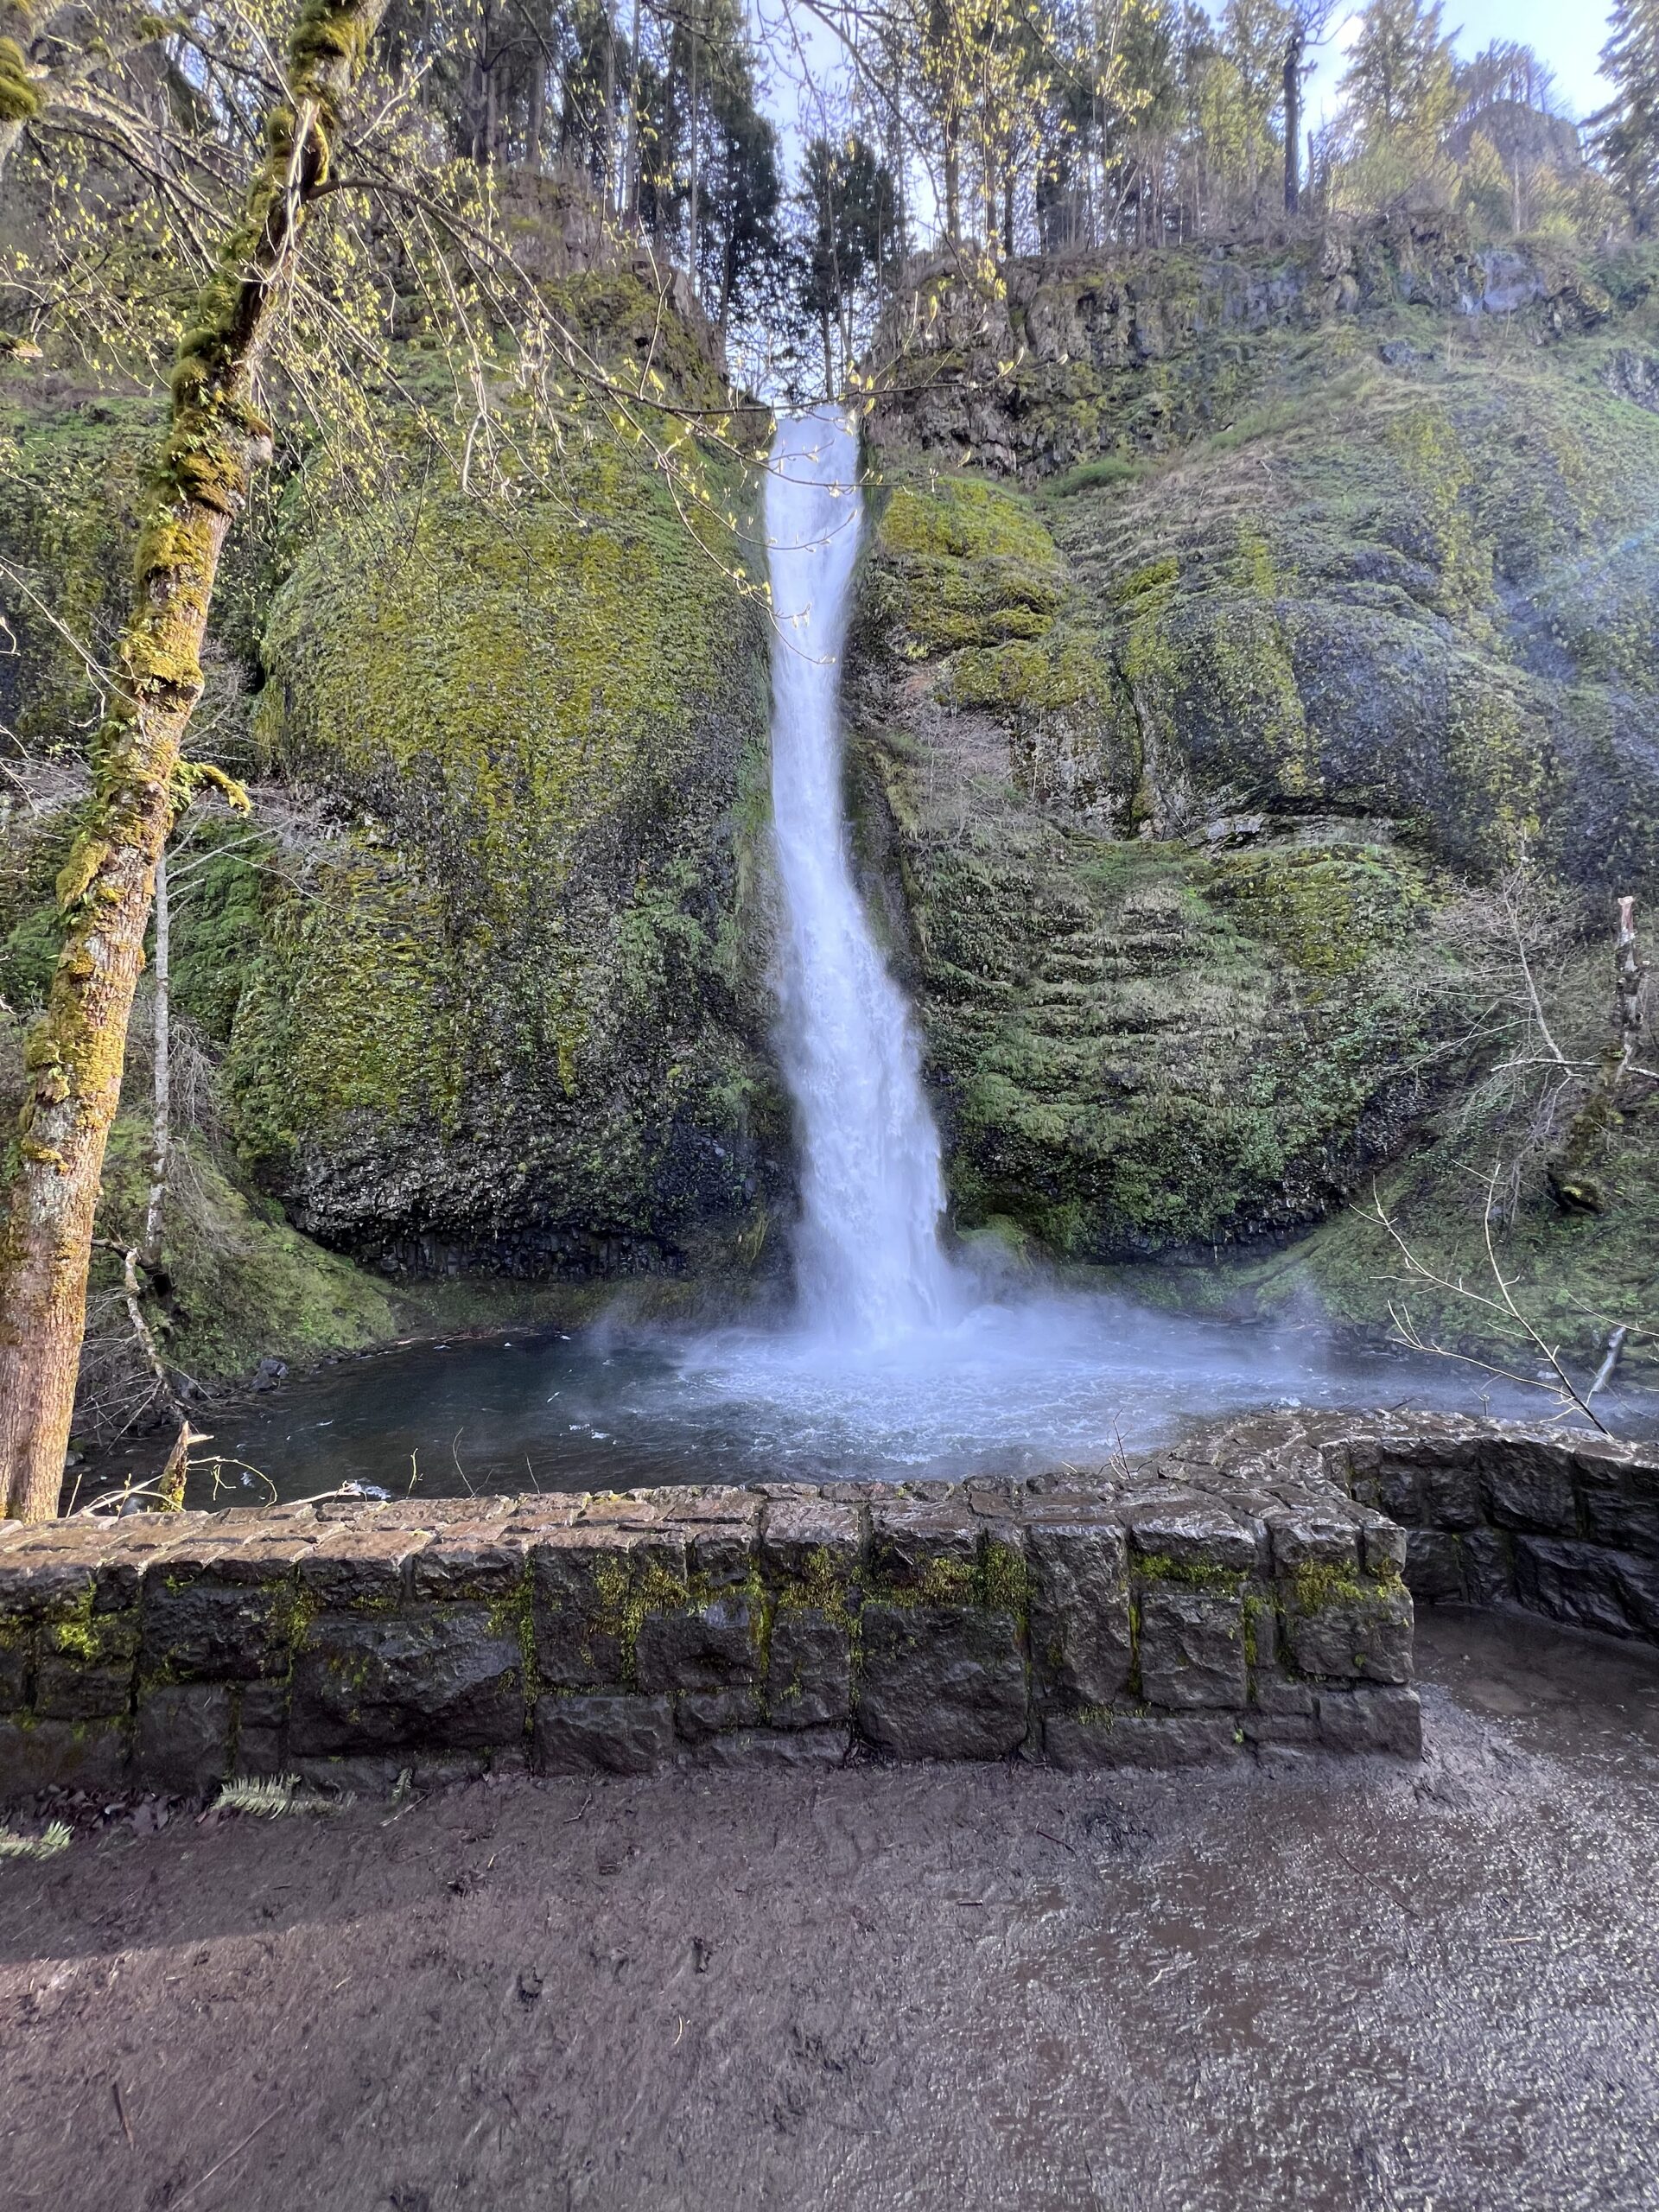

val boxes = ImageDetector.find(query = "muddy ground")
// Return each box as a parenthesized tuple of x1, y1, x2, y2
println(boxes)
(3, 1606, 1658, 2211)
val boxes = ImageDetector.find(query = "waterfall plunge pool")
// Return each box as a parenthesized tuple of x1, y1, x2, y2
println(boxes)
(79, 1290, 1651, 1512)
(86, 411, 1655, 1511)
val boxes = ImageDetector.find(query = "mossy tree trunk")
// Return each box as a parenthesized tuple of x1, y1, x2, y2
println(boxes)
(0, 0, 51, 177)
(140, 846, 169, 1271)
(0, 0, 390, 1522)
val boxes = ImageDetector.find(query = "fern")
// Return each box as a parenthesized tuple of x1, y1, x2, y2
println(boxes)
(0, 1820, 72, 1860)
(213, 1774, 354, 1818)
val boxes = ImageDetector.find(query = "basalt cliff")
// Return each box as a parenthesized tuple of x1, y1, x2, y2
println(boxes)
(3, 204, 1656, 1407)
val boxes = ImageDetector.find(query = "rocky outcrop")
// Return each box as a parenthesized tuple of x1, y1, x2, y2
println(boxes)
(228, 437, 786, 1281)
(6, 206, 1656, 1344)
(868, 217, 1615, 477)
(1, 203, 791, 1300)
(849, 223, 1659, 1283)
(848, 471, 1444, 1257)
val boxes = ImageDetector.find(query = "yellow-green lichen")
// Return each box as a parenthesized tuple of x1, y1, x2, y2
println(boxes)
(1133, 1551, 1247, 1594)
(588, 1551, 690, 1683)
(980, 1538, 1030, 1622)
(773, 1544, 858, 1627)
(1287, 1560, 1404, 1612)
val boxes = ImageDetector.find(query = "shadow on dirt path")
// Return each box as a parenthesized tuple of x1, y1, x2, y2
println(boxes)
(3, 1606, 1658, 2211)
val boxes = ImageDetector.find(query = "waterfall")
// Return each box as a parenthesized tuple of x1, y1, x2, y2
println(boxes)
(765, 409, 954, 1342)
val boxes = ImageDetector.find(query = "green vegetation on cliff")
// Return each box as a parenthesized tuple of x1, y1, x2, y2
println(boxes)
(6, 204, 1656, 1405)
(855, 228, 1659, 1356)
(852, 472, 1441, 1256)
(229, 430, 784, 1276)
(88, 1117, 398, 1391)
(0, 229, 786, 1427)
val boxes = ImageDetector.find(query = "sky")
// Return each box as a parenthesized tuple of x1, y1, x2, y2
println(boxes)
(1304, 0, 1613, 129)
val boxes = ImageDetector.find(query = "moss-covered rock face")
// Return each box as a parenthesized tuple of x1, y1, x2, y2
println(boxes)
(872, 223, 1659, 899)
(7, 197, 1655, 1365)
(850, 477, 1441, 1257)
(854, 222, 1659, 1300)
(0, 376, 277, 761)
(869, 216, 1618, 476)
(1045, 340, 1659, 897)
(2, 209, 785, 1316)
(91, 1116, 399, 1383)
(0, 390, 162, 754)
(228, 439, 785, 1278)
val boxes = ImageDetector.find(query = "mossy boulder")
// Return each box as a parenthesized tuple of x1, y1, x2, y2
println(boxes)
(227, 438, 787, 1278)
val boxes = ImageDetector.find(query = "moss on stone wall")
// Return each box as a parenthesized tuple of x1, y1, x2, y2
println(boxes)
(850, 471, 1445, 1258)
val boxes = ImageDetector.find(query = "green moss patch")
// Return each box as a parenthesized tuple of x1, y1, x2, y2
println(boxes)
(227, 435, 784, 1271)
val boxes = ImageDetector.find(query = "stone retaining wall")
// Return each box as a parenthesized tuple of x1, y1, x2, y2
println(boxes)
(1170, 1412, 1659, 1643)
(0, 1452, 1416, 1803)
(8, 1414, 1653, 1803)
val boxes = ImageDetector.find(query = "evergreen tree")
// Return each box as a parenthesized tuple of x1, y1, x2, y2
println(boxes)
(699, 73, 785, 330)
(1213, 0, 1291, 211)
(1592, 0, 1659, 232)
(799, 132, 899, 391)
(1338, 0, 1457, 142)
(1281, 1, 1335, 213)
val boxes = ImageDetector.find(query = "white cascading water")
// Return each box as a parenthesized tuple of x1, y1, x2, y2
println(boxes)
(765, 408, 955, 1342)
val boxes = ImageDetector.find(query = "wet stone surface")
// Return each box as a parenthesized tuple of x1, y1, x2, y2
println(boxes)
(4, 1414, 1659, 1798)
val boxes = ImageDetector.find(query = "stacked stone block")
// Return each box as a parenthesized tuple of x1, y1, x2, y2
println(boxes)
(1162, 1411, 1659, 1649)
(0, 1451, 1424, 1800)
(1336, 1422, 1659, 1643)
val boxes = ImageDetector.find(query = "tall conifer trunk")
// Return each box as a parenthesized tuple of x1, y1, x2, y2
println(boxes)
(0, 0, 389, 1521)
(1284, 25, 1305, 214)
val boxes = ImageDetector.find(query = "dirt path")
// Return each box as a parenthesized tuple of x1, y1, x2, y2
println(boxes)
(3, 1607, 1659, 2211)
